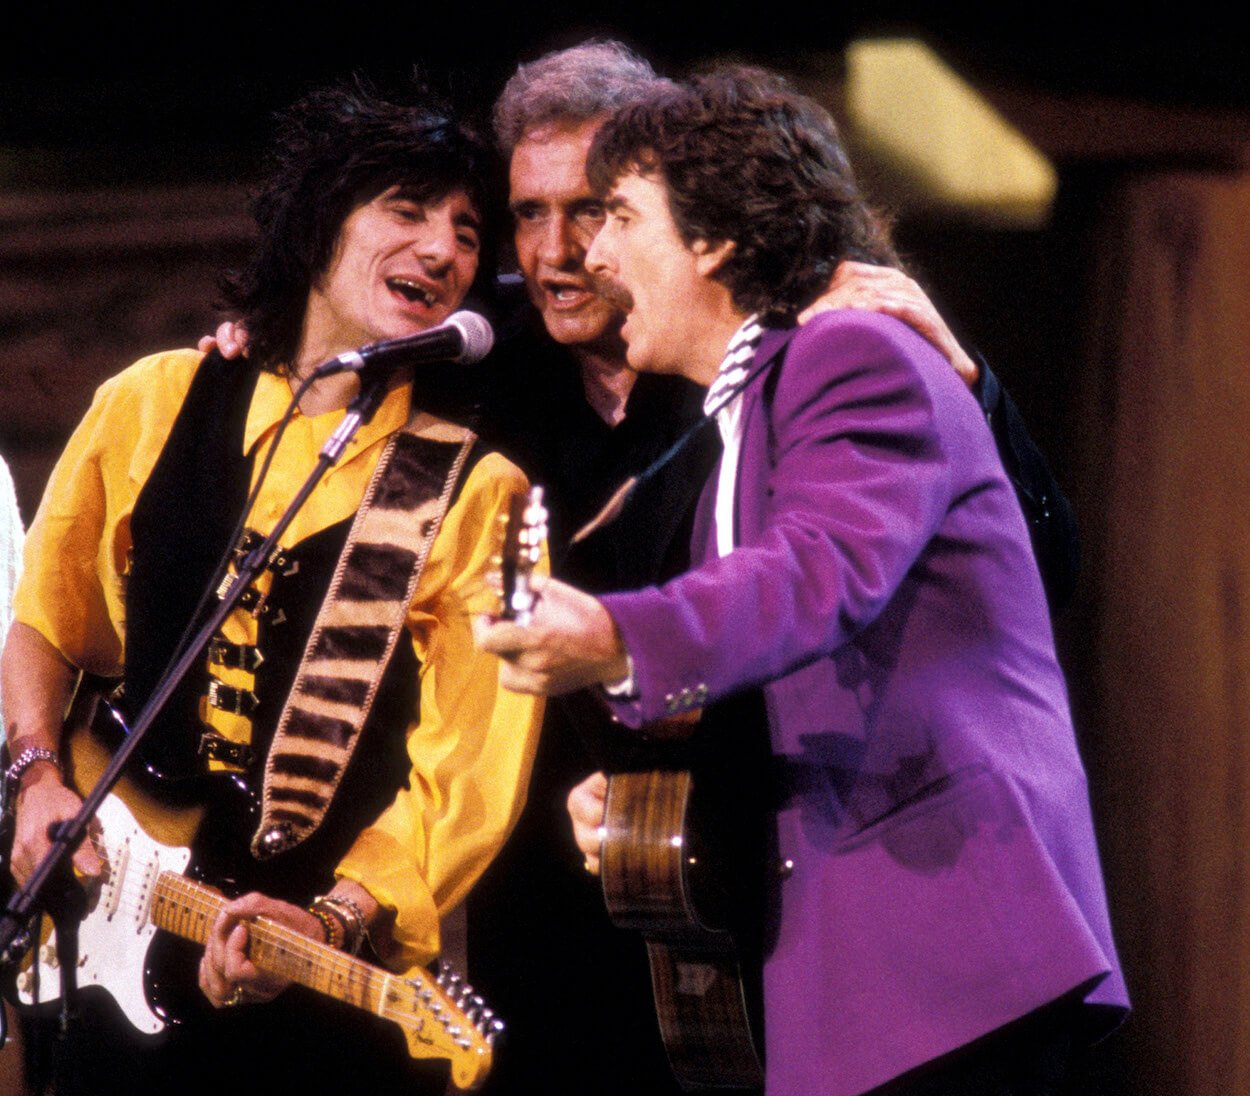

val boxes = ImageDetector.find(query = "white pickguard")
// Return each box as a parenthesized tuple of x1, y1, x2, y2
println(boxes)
(14, 793, 190, 1035)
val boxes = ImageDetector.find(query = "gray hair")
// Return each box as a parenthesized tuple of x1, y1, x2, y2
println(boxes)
(493, 40, 665, 153)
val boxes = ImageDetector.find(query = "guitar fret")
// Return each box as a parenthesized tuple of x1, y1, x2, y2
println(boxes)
(152, 874, 224, 945)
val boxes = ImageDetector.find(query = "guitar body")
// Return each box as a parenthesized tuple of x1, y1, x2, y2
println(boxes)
(12, 793, 189, 1035)
(601, 767, 765, 1090)
(3, 688, 499, 1090)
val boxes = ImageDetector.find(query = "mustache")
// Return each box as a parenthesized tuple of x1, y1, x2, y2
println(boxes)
(591, 273, 634, 312)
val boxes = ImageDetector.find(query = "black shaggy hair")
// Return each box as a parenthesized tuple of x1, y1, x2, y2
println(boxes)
(220, 78, 503, 372)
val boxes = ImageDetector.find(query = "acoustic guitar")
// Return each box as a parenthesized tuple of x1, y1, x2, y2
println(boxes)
(500, 485, 765, 1089)
(600, 738, 766, 1090)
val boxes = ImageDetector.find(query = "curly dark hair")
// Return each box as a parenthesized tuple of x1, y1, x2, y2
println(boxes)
(587, 66, 899, 319)
(220, 78, 504, 372)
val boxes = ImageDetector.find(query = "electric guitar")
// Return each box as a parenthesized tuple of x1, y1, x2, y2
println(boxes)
(4, 691, 501, 1091)
(12, 792, 497, 1090)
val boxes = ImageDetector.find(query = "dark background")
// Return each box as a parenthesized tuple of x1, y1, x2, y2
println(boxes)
(1, 6, 1245, 182)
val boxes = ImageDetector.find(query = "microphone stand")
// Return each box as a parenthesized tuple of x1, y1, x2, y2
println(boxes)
(0, 370, 393, 1041)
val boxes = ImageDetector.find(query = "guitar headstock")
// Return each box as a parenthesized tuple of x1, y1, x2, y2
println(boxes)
(388, 960, 503, 1091)
(497, 485, 547, 625)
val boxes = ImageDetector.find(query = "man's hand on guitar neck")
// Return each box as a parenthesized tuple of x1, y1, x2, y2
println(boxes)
(3, 623, 104, 887)
(199, 892, 322, 1008)
(198, 881, 381, 1008)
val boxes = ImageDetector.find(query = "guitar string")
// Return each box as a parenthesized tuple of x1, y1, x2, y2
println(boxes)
(72, 832, 483, 1039)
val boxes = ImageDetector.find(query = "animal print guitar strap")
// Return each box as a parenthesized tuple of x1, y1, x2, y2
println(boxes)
(251, 415, 476, 859)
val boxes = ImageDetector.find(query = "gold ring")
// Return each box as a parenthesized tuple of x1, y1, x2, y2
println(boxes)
(226, 986, 245, 1007)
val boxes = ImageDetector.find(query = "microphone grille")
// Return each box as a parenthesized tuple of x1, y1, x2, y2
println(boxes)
(447, 310, 495, 364)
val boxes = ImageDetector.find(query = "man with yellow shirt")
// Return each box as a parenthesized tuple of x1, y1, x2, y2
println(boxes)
(1, 82, 540, 1094)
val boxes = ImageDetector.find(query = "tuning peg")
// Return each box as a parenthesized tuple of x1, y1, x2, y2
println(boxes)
(486, 1017, 506, 1046)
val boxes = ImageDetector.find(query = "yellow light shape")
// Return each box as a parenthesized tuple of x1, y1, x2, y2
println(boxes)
(846, 38, 1057, 227)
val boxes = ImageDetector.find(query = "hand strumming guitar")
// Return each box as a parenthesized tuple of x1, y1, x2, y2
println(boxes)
(3, 623, 104, 888)
(566, 771, 608, 876)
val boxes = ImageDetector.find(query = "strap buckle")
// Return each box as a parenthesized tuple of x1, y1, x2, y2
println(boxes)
(197, 731, 255, 768)
(207, 678, 259, 717)
(207, 638, 265, 672)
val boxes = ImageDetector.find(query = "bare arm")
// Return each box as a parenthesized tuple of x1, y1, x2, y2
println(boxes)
(2, 622, 103, 883)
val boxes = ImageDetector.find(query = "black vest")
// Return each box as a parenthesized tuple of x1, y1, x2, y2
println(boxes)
(122, 353, 416, 900)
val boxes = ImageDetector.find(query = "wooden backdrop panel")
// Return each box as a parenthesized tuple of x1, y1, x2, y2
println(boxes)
(0, 187, 251, 521)
(1076, 168, 1250, 1096)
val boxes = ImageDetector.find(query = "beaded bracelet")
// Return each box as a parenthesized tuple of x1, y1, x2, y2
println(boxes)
(314, 894, 367, 956)
(308, 904, 343, 950)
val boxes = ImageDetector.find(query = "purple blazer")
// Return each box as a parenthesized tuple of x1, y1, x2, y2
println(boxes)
(602, 312, 1127, 1094)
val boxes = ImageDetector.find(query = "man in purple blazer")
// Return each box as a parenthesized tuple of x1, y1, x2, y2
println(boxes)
(478, 66, 1127, 1094)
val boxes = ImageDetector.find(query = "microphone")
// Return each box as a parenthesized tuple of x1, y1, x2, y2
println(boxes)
(312, 310, 494, 378)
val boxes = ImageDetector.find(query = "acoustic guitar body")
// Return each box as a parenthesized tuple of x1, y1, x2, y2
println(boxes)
(601, 766, 765, 1090)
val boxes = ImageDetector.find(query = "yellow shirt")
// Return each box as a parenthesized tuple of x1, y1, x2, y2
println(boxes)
(14, 349, 543, 967)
